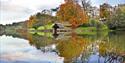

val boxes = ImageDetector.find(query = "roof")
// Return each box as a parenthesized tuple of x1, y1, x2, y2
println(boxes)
(53, 23, 64, 29)
(56, 23, 64, 28)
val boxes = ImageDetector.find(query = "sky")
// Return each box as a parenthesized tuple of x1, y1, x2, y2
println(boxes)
(0, 0, 125, 25)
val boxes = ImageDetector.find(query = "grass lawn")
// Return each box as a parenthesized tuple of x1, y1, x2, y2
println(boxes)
(75, 26, 110, 35)
(75, 27, 97, 35)
(37, 24, 53, 30)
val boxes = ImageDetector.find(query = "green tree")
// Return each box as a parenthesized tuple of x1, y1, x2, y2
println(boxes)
(27, 12, 57, 29)
(107, 6, 125, 30)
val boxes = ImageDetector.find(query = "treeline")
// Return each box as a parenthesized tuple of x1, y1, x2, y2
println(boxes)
(100, 4, 125, 30)
(27, 0, 89, 29)
(1, 0, 125, 31)
(27, 12, 57, 29)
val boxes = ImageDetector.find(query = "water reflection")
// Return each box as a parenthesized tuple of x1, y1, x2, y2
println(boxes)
(0, 31, 125, 63)
(0, 35, 63, 63)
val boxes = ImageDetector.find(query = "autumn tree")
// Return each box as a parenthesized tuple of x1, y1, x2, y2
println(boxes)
(27, 15, 37, 28)
(35, 13, 56, 29)
(56, 34, 88, 62)
(56, 0, 88, 28)
(100, 3, 111, 20)
(27, 12, 57, 29)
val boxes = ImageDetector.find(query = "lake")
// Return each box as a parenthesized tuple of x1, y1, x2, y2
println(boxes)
(0, 31, 125, 63)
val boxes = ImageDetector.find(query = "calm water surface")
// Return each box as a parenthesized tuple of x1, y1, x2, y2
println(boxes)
(0, 31, 125, 63)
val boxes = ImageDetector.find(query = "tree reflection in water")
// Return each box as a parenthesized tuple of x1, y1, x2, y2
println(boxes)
(56, 32, 90, 63)
(98, 41, 125, 63)
(3, 31, 125, 63)
(18, 31, 125, 63)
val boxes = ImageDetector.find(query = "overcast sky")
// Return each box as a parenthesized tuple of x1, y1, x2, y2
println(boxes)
(0, 0, 125, 25)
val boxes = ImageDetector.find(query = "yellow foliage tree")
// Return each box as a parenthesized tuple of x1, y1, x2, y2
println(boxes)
(27, 16, 37, 28)
(100, 3, 111, 19)
(56, 0, 88, 28)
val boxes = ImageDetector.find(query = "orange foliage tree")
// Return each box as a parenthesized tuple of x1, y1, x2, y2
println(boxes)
(100, 3, 111, 19)
(56, 0, 88, 28)
(27, 15, 37, 28)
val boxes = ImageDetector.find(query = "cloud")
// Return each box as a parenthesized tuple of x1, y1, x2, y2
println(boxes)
(0, 1, 34, 24)
(0, 0, 64, 24)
